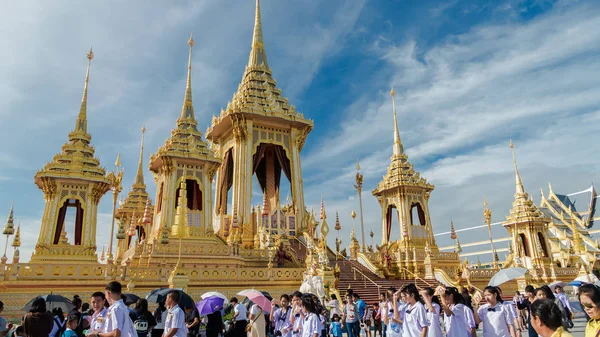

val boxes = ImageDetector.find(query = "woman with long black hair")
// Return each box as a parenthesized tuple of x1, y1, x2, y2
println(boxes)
(535, 286, 569, 331)
(474, 286, 516, 337)
(436, 287, 473, 337)
(301, 294, 320, 337)
(399, 284, 428, 337)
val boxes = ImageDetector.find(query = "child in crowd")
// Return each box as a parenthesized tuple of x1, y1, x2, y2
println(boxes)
(329, 315, 342, 337)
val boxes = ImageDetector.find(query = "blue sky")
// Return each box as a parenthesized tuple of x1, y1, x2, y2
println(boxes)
(1, 0, 599, 262)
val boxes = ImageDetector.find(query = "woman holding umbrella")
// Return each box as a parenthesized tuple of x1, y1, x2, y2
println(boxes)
(248, 302, 266, 337)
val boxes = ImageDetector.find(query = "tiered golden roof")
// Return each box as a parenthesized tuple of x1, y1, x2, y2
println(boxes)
(149, 35, 220, 170)
(373, 88, 434, 195)
(116, 127, 152, 219)
(206, 0, 313, 140)
(504, 140, 549, 225)
(34, 48, 110, 188)
(11, 223, 20, 248)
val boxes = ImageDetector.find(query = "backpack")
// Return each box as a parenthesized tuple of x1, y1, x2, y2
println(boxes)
(134, 314, 149, 337)
(53, 316, 66, 337)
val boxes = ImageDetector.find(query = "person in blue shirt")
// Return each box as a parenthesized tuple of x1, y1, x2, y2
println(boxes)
(329, 315, 342, 337)
(63, 314, 80, 337)
(352, 294, 367, 323)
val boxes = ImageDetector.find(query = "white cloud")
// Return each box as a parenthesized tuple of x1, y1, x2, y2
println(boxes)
(299, 2, 600, 254)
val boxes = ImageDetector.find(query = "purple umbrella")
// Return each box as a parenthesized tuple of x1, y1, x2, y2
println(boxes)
(196, 296, 225, 315)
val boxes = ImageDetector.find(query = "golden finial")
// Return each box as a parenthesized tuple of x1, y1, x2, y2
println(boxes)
(356, 160, 361, 172)
(134, 126, 146, 186)
(248, 0, 269, 67)
(450, 220, 456, 239)
(483, 196, 488, 208)
(509, 139, 525, 194)
(319, 197, 326, 220)
(181, 34, 195, 120)
(115, 152, 121, 168)
(390, 86, 404, 156)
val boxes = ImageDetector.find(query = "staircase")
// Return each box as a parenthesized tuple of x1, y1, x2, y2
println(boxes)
(336, 260, 439, 304)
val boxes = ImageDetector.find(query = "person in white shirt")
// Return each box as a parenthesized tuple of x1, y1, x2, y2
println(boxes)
(300, 294, 319, 337)
(89, 292, 108, 332)
(474, 286, 516, 337)
(553, 286, 573, 328)
(271, 295, 292, 337)
(229, 297, 247, 337)
(419, 289, 442, 337)
(163, 292, 188, 337)
(436, 286, 473, 337)
(87, 281, 136, 337)
(289, 291, 305, 337)
(399, 284, 428, 337)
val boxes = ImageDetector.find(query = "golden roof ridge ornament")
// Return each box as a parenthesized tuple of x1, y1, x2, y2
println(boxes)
(509, 140, 525, 195)
(390, 87, 404, 156)
(248, 0, 268, 68)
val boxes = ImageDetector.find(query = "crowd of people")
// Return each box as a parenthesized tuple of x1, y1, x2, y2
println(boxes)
(0, 281, 598, 337)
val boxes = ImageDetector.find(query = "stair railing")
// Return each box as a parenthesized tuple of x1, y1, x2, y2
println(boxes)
(398, 267, 435, 289)
(352, 267, 382, 294)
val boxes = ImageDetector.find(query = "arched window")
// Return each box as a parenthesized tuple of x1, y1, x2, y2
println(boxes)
(410, 203, 426, 226)
(537, 232, 549, 257)
(157, 182, 164, 213)
(519, 233, 530, 257)
(174, 179, 203, 211)
(53, 199, 84, 245)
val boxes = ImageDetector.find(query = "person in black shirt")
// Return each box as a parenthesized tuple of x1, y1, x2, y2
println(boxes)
(517, 285, 538, 337)
(185, 306, 200, 337)
(206, 310, 223, 337)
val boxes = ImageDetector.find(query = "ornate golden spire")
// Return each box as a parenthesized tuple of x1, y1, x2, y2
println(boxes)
(509, 140, 525, 195)
(72, 47, 94, 137)
(248, 0, 268, 68)
(180, 34, 195, 121)
(319, 197, 326, 220)
(134, 126, 146, 187)
(503, 141, 548, 225)
(450, 220, 456, 239)
(11, 222, 20, 248)
(390, 87, 404, 156)
(3, 204, 14, 236)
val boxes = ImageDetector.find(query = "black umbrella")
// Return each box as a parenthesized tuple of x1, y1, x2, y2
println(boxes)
(146, 288, 195, 310)
(23, 294, 75, 313)
(123, 293, 141, 306)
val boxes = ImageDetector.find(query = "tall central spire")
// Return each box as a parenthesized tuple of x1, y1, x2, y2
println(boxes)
(390, 87, 404, 156)
(134, 126, 146, 187)
(248, 0, 269, 68)
(180, 34, 195, 121)
(510, 140, 525, 195)
(73, 47, 94, 135)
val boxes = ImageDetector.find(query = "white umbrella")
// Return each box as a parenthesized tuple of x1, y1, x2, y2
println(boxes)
(574, 274, 600, 286)
(548, 281, 568, 289)
(201, 291, 229, 301)
(488, 267, 528, 287)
